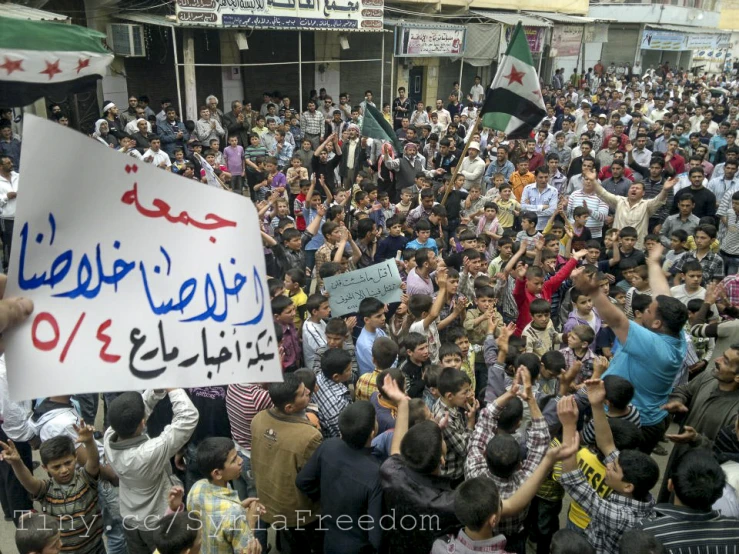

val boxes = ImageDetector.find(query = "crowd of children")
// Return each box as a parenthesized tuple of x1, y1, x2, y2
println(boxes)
(6, 76, 739, 554)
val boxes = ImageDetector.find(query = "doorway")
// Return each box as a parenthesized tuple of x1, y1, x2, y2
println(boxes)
(409, 66, 425, 106)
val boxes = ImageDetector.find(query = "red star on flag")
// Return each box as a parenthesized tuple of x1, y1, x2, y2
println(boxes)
(0, 57, 24, 75)
(504, 65, 526, 86)
(40, 60, 62, 80)
(75, 58, 90, 74)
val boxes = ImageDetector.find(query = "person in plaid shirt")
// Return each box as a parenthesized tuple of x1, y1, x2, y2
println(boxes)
(464, 368, 550, 553)
(187, 437, 263, 554)
(431, 368, 478, 484)
(354, 337, 398, 402)
(313, 349, 353, 438)
(558, 383, 659, 554)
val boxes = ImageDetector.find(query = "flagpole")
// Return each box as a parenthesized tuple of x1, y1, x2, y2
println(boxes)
(440, 119, 481, 206)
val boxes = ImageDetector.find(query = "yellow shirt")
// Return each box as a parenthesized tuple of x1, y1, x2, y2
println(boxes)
(554, 447, 612, 529)
(509, 171, 535, 202)
(496, 198, 520, 228)
(286, 289, 307, 329)
(356, 369, 381, 401)
(686, 236, 720, 253)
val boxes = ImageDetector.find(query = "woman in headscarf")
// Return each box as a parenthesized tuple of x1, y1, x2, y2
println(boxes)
(92, 119, 118, 148)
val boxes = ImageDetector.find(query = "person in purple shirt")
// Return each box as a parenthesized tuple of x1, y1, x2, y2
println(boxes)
(406, 248, 437, 296)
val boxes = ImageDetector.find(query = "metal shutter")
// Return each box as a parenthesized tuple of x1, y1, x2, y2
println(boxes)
(601, 26, 640, 65)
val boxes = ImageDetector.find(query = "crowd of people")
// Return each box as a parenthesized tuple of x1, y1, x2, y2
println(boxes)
(1, 61, 739, 554)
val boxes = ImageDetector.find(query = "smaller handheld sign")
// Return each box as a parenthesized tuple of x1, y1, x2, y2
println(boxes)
(324, 260, 402, 317)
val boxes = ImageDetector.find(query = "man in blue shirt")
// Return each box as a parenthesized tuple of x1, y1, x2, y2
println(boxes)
(572, 242, 687, 455)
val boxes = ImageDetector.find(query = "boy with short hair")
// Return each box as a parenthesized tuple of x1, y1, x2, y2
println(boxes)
(395, 188, 413, 217)
(1, 427, 104, 554)
(431, 367, 478, 484)
(559, 324, 595, 385)
(272, 295, 300, 372)
(488, 236, 514, 277)
(283, 267, 307, 329)
(376, 215, 408, 261)
(286, 156, 309, 203)
(569, 206, 593, 252)
(563, 289, 602, 346)
(406, 219, 439, 255)
(223, 135, 245, 194)
(355, 337, 399, 401)
(400, 332, 431, 398)
(15, 514, 61, 554)
(580, 374, 641, 446)
(105, 389, 198, 552)
(313, 348, 353, 437)
(496, 183, 521, 232)
(370, 369, 406, 433)
(430, 477, 509, 554)
(310, 317, 358, 378)
(624, 265, 652, 319)
(516, 211, 542, 251)
(609, 227, 646, 286)
(523, 298, 562, 357)
(508, 241, 585, 336)
(302, 293, 331, 371)
(558, 384, 659, 554)
(356, 297, 388, 376)
(187, 437, 260, 554)
(408, 274, 448, 363)
(663, 229, 689, 274)
(671, 224, 724, 286)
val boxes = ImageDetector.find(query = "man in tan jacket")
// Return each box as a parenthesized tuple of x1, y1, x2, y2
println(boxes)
(251, 373, 323, 553)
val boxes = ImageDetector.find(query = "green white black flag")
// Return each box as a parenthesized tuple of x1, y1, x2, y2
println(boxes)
(0, 16, 113, 106)
(480, 23, 546, 139)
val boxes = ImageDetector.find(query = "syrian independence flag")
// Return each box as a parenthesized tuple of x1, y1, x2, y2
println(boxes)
(480, 23, 546, 139)
(361, 103, 401, 152)
(0, 16, 113, 106)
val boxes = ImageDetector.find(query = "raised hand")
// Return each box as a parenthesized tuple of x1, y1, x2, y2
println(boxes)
(584, 378, 606, 406)
(546, 433, 581, 462)
(663, 177, 678, 191)
(73, 420, 96, 444)
(556, 395, 579, 427)
(592, 355, 610, 379)
(167, 486, 184, 512)
(648, 242, 664, 263)
(382, 374, 408, 405)
(0, 439, 20, 464)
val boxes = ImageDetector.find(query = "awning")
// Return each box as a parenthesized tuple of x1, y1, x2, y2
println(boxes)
(0, 2, 70, 22)
(645, 23, 726, 35)
(117, 13, 182, 28)
(523, 12, 596, 24)
(469, 10, 551, 27)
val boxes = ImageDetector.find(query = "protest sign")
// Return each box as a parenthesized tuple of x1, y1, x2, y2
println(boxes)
(4, 116, 281, 400)
(324, 260, 402, 317)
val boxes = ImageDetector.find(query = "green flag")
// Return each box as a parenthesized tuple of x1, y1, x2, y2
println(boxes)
(0, 16, 113, 106)
(480, 23, 546, 138)
(361, 103, 401, 152)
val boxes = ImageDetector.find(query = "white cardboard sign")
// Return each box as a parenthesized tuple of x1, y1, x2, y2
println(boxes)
(5, 116, 281, 400)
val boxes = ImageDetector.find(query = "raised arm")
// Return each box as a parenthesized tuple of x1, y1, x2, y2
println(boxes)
(385, 375, 410, 456)
(646, 242, 671, 297)
(0, 439, 44, 497)
(572, 264, 630, 344)
(584, 379, 617, 457)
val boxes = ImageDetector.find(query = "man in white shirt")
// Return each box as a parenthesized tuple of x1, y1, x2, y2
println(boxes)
(469, 76, 485, 104)
(649, 99, 668, 122)
(143, 137, 172, 171)
(631, 135, 653, 167)
(707, 160, 739, 206)
(459, 142, 486, 190)
(0, 155, 17, 273)
(434, 99, 452, 132)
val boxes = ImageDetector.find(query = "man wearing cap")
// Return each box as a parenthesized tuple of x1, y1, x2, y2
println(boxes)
(459, 142, 485, 191)
(383, 142, 443, 202)
(102, 102, 125, 140)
